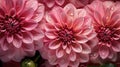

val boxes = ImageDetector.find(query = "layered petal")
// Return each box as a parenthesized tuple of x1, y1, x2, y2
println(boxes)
(99, 45, 109, 59)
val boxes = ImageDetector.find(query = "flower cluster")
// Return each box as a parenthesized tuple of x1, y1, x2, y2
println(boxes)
(0, 0, 120, 67)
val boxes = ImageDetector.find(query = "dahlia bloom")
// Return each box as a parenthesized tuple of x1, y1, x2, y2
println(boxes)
(0, 0, 44, 62)
(86, 0, 120, 61)
(39, 3, 97, 67)
(38, 0, 65, 8)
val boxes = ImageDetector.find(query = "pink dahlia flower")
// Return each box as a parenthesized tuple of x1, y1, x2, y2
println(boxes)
(0, 0, 44, 62)
(39, 3, 96, 67)
(86, 0, 120, 61)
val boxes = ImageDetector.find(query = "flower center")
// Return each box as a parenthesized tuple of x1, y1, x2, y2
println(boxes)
(57, 27, 74, 45)
(96, 26, 117, 44)
(0, 15, 22, 35)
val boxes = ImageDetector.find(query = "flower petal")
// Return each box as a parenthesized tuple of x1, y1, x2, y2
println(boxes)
(0, 35, 9, 51)
(79, 53, 89, 62)
(0, 8, 5, 17)
(22, 20, 37, 31)
(87, 37, 98, 48)
(59, 56, 69, 67)
(87, 32, 97, 40)
(72, 43, 82, 53)
(7, 35, 13, 43)
(81, 28, 93, 36)
(22, 43, 34, 52)
(75, 35, 88, 43)
(81, 44, 91, 54)
(5, 0, 14, 10)
(45, 0, 55, 8)
(62, 43, 67, 49)
(49, 40, 61, 50)
(9, 8, 16, 16)
(69, 52, 76, 61)
(15, 0, 25, 14)
(64, 3, 76, 19)
(112, 41, 120, 52)
(31, 30, 44, 40)
(73, 17, 84, 32)
(22, 32, 33, 44)
(45, 31, 56, 39)
(52, 7, 67, 24)
(20, 8, 34, 20)
(13, 35, 22, 48)
(32, 3, 45, 22)
(56, 48, 64, 58)
(55, 0, 65, 6)
(66, 45, 71, 54)
(24, 0, 38, 11)
(99, 45, 109, 59)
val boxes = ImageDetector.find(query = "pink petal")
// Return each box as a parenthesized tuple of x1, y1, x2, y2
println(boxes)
(45, 13, 57, 25)
(0, 8, 5, 17)
(45, 31, 56, 39)
(112, 41, 120, 52)
(69, 0, 84, 8)
(87, 37, 98, 48)
(77, 9, 87, 17)
(0, 36, 9, 51)
(102, 8, 111, 25)
(5, 0, 14, 10)
(45, 23, 56, 31)
(64, 3, 76, 18)
(12, 48, 25, 62)
(16, 33, 23, 39)
(51, 7, 67, 24)
(69, 52, 76, 61)
(79, 54, 89, 62)
(75, 35, 88, 43)
(66, 45, 71, 54)
(22, 32, 33, 44)
(99, 45, 109, 59)
(62, 43, 67, 49)
(32, 3, 45, 22)
(81, 44, 91, 54)
(113, 20, 120, 29)
(72, 43, 82, 53)
(31, 30, 44, 40)
(73, 17, 84, 32)
(9, 8, 16, 16)
(24, 0, 38, 11)
(20, 8, 34, 20)
(45, 0, 55, 8)
(93, 11, 103, 25)
(49, 40, 61, 50)
(70, 60, 79, 67)
(7, 35, 13, 43)
(22, 20, 37, 31)
(86, 32, 97, 40)
(13, 35, 22, 48)
(110, 14, 120, 27)
(59, 56, 69, 67)
(81, 28, 93, 36)
(22, 43, 34, 51)
(15, 0, 25, 14)
(56, 48, 64, 58)
(108, 49, 114, 59)
(55, 0, 65, 6)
